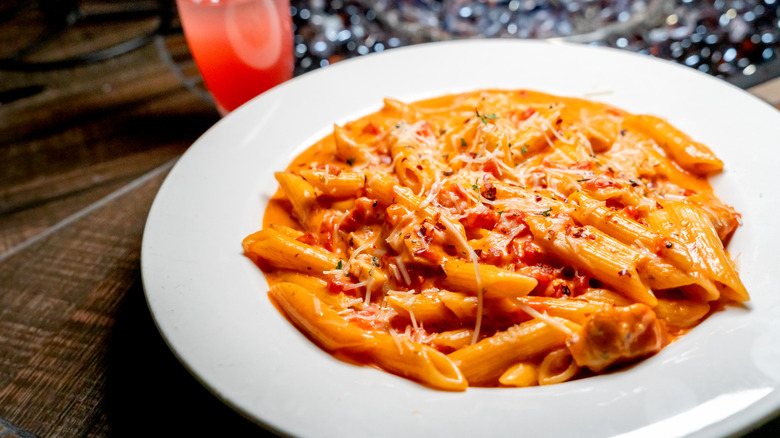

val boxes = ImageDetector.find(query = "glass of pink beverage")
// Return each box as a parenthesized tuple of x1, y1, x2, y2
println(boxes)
(176, 0, 294, 114)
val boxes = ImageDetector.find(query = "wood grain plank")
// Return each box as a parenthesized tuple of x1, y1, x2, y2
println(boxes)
(0, 42, 217, 175)
(0, 166, 270, 436)
(0, 32, 219, 257)
(0, 167, 168, 437)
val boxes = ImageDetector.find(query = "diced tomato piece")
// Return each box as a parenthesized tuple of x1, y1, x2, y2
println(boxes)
(518, 107, 536, 121)
(415, 121, 435, 138)
(583, 175, 617, 190)
(354, 197, 384, 224)
(296, 232, 318, 246)
(461, 206, 499, 233)
(362, 122, 380, 136)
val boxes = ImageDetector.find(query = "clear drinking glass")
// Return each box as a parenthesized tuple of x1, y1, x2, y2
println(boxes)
(176, 0, 294, 115)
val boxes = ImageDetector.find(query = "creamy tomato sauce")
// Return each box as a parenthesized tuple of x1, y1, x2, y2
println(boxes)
(245, 89, 746, 390)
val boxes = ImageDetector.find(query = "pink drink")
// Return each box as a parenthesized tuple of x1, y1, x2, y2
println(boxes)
(176, 0, 294, 113)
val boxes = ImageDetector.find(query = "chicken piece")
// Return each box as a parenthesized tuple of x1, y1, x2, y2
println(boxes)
(566, 303, 666, 373)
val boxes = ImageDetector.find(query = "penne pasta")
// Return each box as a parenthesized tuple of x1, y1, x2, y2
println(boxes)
(623, 114, 723, 175)
(385, 291, 457, 327)
(270, 282, 466, 391)
(333, 124, 370, 164)
(499, 361, 539, 387)
(448, 318, 579, 386)
(245, 89, 748, 391)
(526, 215, 658, 306)
(650, 200, 749, 302)
(274, 172, 317, 227)
(441, 259, 537, 299)
(300, 169, 364, 198)
(654, 298, 711, 328)
(537, 348, 580, 386)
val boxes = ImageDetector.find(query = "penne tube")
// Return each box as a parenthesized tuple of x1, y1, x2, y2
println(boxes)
(437, 290, 478, 321)
(581, 114, 619, 152)
(636, 254, 697, 291)
(517, 296, 608, 325)
(392, 147, 433, 195)
(426, 328, 474, 352)
(243, 228, 386, 292)
(499, 362, 539, 387)
(654, 298, 711, 328)
(300, 169, 364, 198)
(382, 97, 418, 120)
(274, 172, 317, 227)
(653, 201, 749, 302)
(365, 170, 428, 211)
(441, 259, 537, 299)
(537, 347, 580, 386)
(646, 204, 721, 302)
(371, 333, 467, 391)
(526, 216, 657, 306)
(267, 223, 305, 239)
(333, 124, 369, 164)
(271, 283, 467, 391)
(365, 170, 421, 207)
(623, 114, 723, 175)
(569, 192, 716, 294)
(448, 317, 579, 386)
(269, 282, 375, 351)
(268, 271, 356, 310)
(385, 292, 457, 327)
(243, 228, 337, 274)
(568, 191, 657, 247)
(577, 288, 635, 307)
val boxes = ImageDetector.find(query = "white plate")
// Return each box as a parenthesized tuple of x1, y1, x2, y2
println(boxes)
(141, 39, 780, 437)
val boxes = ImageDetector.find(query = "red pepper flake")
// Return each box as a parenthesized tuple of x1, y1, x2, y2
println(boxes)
(481, 183, 497, 201)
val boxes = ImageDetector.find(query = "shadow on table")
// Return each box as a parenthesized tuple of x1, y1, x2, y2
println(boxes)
(104, 279, 278, 437)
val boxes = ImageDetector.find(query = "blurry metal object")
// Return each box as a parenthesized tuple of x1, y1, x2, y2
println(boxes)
(290, 0, 780, 87)
(0, 0, 173, 71)
(365, 0, 673, 44)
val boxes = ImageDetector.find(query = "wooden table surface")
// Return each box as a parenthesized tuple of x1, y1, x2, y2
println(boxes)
(1, 5, 780, 437)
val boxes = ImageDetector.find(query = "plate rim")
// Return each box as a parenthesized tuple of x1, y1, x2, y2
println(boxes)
(141, 38, 780, 437)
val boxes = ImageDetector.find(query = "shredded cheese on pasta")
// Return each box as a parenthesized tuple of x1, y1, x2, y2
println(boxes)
(246, 89, 748, 391)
